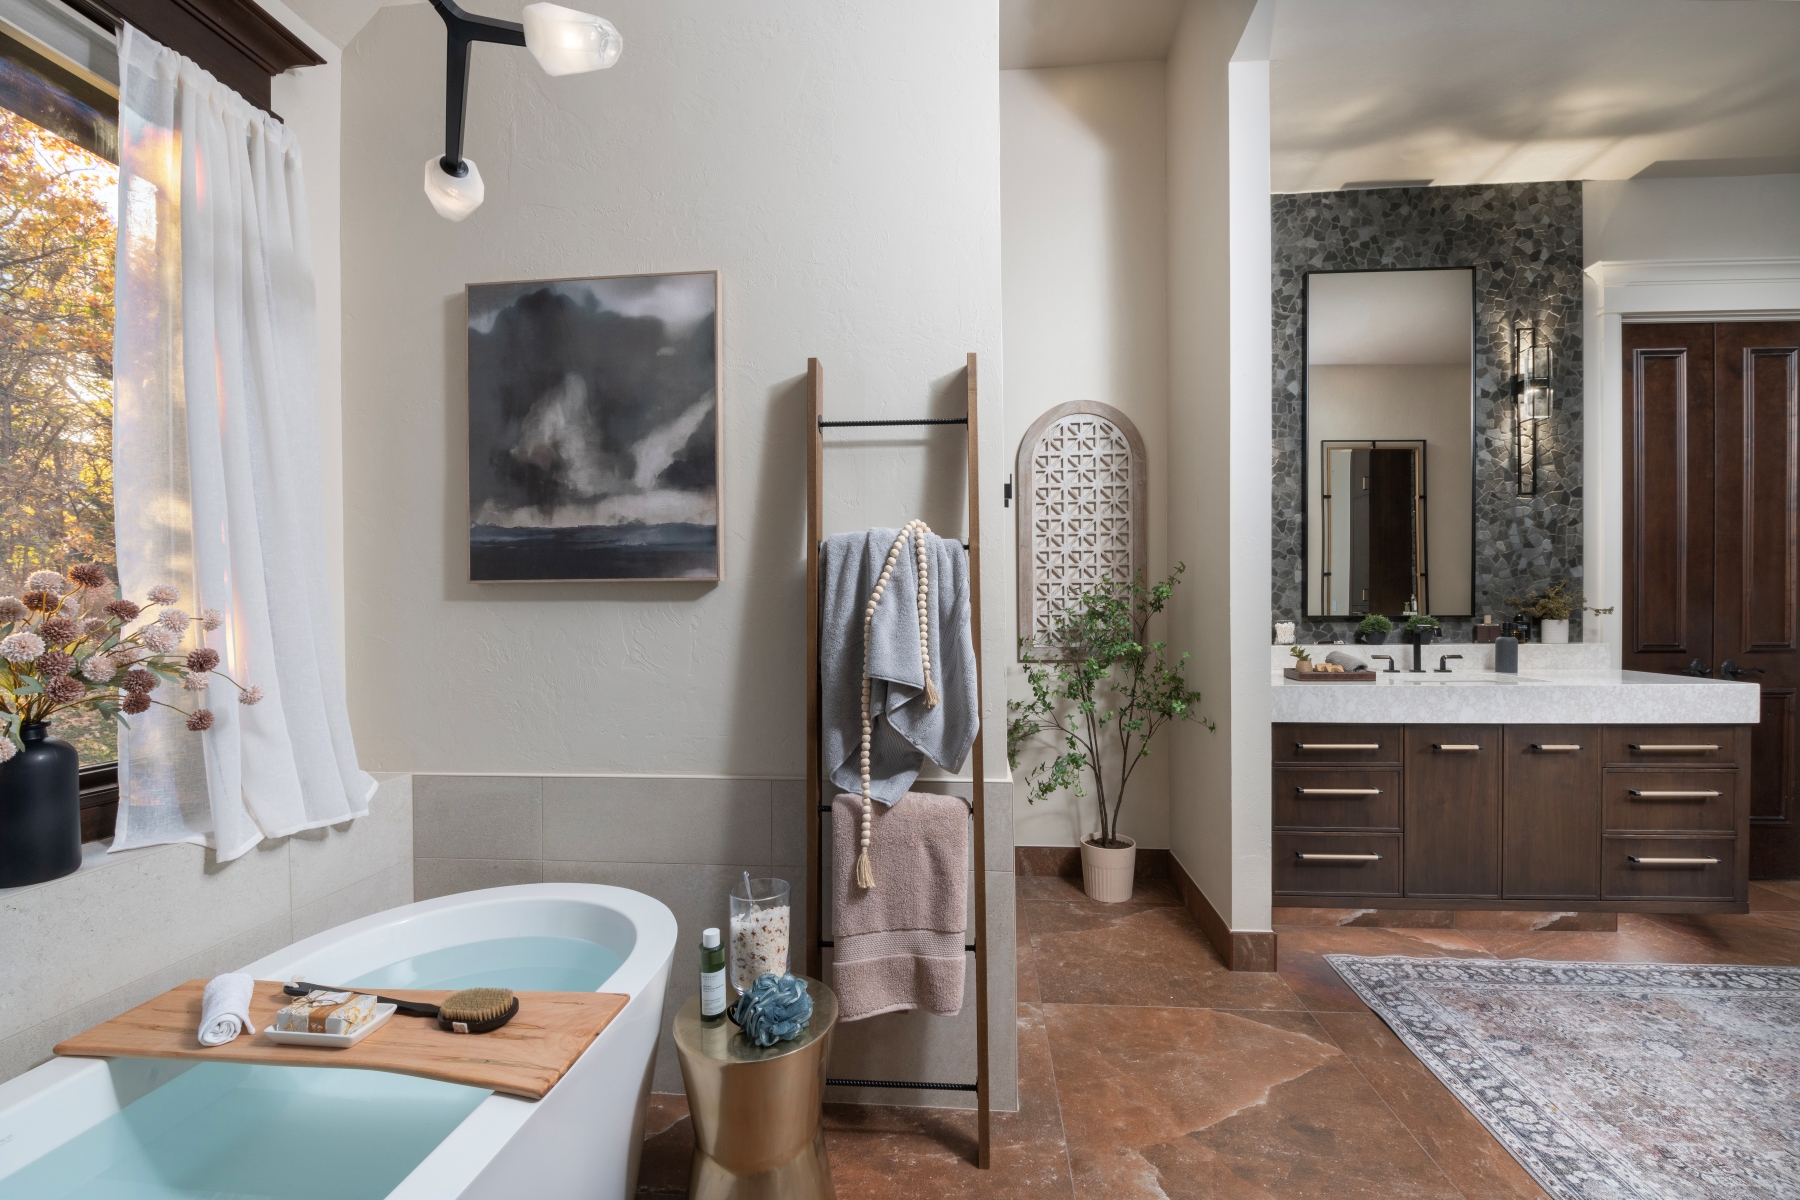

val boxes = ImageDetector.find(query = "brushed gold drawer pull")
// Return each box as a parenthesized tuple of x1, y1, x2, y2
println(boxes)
(1627, 790, 1721, 799)
(1296, 743, 1381, 751)
(1627, 744, 1719, 753)
(1433, 744, 1481, 751)
(1531, 744, 1583, 752)
(1627, 855, 1720, 866)
(1296, 852, 1383, 862)
(1295, 788, 1382, 796)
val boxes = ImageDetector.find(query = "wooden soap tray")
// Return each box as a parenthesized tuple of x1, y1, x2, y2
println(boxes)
(1282, 668, 1376, 682)
(54, 979, 627, 1100)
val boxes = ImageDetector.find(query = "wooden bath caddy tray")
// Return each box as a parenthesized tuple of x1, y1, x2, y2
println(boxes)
(1282, 668, 1376, 682)
(53, 979, 628, 1100)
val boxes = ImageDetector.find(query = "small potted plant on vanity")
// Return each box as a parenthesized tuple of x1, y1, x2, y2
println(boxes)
(1403, 612, 1440, 648)
(1008, 568, 1212, 903)
(1356, 614, 1392, 645)
(1506, 580, 1614, 644)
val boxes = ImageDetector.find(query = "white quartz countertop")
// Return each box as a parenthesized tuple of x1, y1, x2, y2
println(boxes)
(1270, 667, 1760, 725)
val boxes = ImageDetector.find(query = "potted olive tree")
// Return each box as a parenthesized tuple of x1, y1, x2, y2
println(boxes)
(1357, 614, 1393, 645)
(1007, 568, 1212, 902)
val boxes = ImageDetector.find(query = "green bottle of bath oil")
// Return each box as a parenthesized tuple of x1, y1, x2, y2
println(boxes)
(700, 927, 727, 1021)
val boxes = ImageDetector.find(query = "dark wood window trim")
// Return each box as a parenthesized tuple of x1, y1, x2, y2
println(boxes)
(64, 0, 322, 112)
(79, 761, 119, 843)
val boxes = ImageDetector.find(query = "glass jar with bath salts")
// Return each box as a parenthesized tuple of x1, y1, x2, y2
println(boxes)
(729, 877, 791, 994)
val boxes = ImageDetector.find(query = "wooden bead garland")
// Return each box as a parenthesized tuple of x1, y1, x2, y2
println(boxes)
(856, 520, 939, 889)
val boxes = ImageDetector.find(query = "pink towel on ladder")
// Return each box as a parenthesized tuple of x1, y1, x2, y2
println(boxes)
(830, 791, 968, 1022)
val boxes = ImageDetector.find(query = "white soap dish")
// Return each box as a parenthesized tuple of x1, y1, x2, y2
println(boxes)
(263, 1002, 397, 1049)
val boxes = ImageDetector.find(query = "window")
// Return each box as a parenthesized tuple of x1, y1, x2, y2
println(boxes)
(0, 7, 117, 774)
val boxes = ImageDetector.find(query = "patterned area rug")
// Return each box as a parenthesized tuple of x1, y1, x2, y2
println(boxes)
(1326, 956, 1800, 1200)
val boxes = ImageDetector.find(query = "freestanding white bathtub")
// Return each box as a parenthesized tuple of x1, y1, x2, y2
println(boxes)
(0, 883, 676, 1199)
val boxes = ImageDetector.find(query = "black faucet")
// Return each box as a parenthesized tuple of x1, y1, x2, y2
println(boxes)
(1435, 654, 1464, 674)
(1371, 654, 1397, 673)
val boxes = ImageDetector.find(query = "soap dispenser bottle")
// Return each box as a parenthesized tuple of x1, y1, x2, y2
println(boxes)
(700, 927, 727, 1022)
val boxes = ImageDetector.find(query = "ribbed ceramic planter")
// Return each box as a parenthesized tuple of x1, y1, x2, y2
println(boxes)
(1540, 619, 1569, 644)
(1080, 834, 1137, 903)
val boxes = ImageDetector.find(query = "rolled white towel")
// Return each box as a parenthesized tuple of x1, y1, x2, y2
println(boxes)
(198, 973, 255, 1046)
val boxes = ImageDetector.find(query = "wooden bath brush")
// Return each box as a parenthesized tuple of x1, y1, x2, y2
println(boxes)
(284, 982, 520, 1034)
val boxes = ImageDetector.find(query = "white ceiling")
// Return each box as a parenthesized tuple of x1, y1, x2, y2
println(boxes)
(1270, 0, 1800, 192)
(1307, 269, 1473, 366)
(999, 0, 1182, 69)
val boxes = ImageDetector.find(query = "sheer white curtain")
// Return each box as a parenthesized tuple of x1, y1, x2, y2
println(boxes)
(112, 26, 373, 859)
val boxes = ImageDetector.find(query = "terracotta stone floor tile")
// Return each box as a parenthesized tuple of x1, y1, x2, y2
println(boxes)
(1272, 924, 1495, 1013)
(1637, 910, 1800, 965)
(824, 1002, 1076, 1199)
(1314, 1011, 1550, 1200)
(1044, 1003, 1459, 1199)
(1750, 882, 1800, 912)
(639, 873, 1800, 1198)
(636, 1093, 695, 1196)
(1018, 874, 1182, 906)
(1028, 900, 1302, 1010)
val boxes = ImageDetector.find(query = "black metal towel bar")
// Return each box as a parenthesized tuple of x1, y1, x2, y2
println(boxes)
(818, 416, 969, 428)
(827, 1078, 980, 1092)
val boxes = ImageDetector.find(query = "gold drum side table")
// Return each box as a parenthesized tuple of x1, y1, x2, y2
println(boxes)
(673, 975, 837, 1200)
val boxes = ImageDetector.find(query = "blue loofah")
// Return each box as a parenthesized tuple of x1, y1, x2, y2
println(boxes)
(728, 973, 813, 1047)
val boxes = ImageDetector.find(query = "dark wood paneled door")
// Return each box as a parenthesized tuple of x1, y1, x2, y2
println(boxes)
(1625, 321, 1800, 878)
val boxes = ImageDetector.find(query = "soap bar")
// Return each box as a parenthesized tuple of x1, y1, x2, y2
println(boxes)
(275, 990, 379, 1035)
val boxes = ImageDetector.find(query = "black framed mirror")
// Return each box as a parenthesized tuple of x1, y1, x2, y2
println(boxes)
(1303, 267, 1476, 619)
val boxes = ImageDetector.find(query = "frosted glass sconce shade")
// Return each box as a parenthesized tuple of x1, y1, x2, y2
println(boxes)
(523, 3, 622, 75)
(1519, 343, 1555, 418)
(424, 156, 484, 221)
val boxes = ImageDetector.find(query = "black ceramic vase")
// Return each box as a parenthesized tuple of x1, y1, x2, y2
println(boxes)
(0, 722, 81, 887)
(1357, 631, 1388, 645)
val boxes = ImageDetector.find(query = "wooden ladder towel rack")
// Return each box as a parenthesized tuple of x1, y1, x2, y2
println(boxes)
(803, 352, 991, 1169)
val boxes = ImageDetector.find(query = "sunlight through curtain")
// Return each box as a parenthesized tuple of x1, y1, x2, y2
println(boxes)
(112, 25, 372, 859)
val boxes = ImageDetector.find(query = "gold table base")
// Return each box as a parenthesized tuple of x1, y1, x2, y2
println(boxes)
(673, 976, 838, 1200)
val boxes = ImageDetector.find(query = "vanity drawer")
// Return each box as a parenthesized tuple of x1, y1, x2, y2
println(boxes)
(1603, 770, 1737, 833)
(1275, 724, 1402, 765)
(1602, 726, 1741, 767)
(1274, 833, 1402, 896)
(1601, 836, 1737, 901)
(1273, 768, 1401, 830)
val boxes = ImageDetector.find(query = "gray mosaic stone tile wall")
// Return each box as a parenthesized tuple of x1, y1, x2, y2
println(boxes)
(1272, 181, 1584, 643)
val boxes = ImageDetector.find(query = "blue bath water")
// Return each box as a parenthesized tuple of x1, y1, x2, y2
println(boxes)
(0, 935, 625, 1199)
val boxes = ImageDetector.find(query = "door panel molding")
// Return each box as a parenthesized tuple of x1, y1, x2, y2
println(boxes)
(1631, 347, 1692, 654)
(1738, 345, 1800, 652)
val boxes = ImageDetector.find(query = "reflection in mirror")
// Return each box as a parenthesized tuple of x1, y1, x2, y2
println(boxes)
(1305, 268, 1473, 618)
(1321, 441, 1424, 616)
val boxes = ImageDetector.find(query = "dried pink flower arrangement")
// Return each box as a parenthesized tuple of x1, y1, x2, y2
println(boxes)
(0, 565, 259, 761)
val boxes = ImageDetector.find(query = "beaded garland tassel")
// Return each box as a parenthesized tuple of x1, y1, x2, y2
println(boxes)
(856, 521, 939, 889)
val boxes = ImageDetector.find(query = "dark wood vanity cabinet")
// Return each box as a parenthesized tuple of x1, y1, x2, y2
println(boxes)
(1274, 722, 1751, 913)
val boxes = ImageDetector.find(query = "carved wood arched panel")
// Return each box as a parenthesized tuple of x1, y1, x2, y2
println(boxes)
(1015, 401, 1148, 658)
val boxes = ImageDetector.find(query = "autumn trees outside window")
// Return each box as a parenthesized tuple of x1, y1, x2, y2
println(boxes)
(0, 32, 118, 765)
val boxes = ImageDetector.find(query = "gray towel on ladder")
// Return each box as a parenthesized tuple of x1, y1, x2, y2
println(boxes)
(820, 529, 979, 803)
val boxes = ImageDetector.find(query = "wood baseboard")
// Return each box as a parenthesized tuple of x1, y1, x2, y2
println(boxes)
(1169, 854, 1277, 972)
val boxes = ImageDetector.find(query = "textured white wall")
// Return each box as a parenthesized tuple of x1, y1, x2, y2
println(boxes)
(1166, 0, 1261, 929)
(1000, 62, 1172, 847)
(338, 1, 1006, 778)
(1585, 174, 1800, 264)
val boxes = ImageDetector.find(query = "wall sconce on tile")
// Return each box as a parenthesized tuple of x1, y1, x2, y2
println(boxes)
(1513, 325, 1554, 496)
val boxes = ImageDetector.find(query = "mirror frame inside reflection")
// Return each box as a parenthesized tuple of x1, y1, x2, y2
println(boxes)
(1319, 440, 1427, 617)
(1303, 267, 1476, 620)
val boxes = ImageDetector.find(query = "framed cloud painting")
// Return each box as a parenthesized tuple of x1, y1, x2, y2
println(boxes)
(466, 271, 721, 581)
